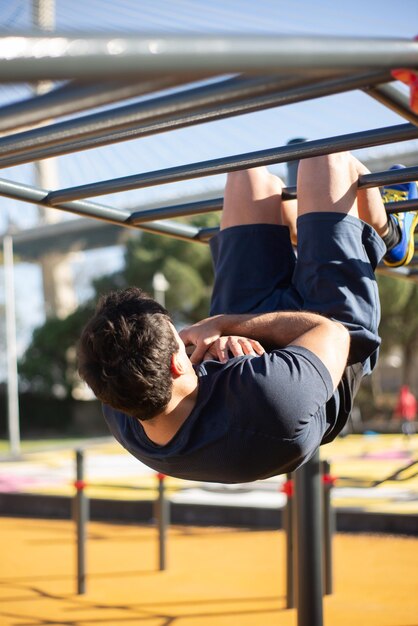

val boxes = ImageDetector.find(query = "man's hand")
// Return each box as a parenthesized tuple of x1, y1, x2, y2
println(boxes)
(202, 336, 265, 363)
(179, 316, 264, 364)
(180, 315, 223, 364)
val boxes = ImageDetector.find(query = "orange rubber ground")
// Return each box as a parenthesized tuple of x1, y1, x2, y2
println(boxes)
(1, 517, 417, 626)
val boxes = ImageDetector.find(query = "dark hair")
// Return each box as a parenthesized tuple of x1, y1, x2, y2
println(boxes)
(78, 287, 178, 421)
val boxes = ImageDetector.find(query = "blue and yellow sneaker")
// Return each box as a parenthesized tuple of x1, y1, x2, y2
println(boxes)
(382, 164, 418, 267)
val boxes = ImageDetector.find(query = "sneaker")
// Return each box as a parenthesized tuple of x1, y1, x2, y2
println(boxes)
(382, 164, 418, 267)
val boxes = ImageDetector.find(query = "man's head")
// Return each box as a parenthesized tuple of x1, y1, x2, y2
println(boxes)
(78, 287, 179, 421)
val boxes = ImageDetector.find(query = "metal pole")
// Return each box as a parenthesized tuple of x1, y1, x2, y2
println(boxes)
(155, 473, 169, 571)
(364, 83, 418, 127)
(322, 460, 335, 596)
(0, 71, 391, 168)
(0, 34, 417, 81)
(0, 177, 201, 242)
(282, 475, 295, 609)
(294, 450, 324, 626)
(46, 122, 418, 205)
(0, 78, 207, 134)
(127, 165, 418, 225)
(3, 234, 21, 457)
(74, 449, 88, 594)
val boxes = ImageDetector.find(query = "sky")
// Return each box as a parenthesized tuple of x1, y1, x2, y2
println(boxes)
(0, 0, 417, 363)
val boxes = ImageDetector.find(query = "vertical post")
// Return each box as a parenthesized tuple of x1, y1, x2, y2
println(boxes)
(3, 234, 21, 457)
(294, 450, 324, 626)
(74, 449, 88, 594)
(282, 474, 295, 609)
(322, 460, 335, 596)
(156, 473, 169, 571)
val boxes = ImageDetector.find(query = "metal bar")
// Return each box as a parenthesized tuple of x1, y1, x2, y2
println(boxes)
(74, 449, 88, 595)
(0, 71, 391, 169)
(385, 198, 418, 214)
(283, 475, 295, 609)
(0, 35, 417, 80)
(294, 451, 324, 626)
(0, 72, 363, 162)
(358, 165, 418, 189)
(322, 460, 334, 596)
(0, 177, 201, 242)
(127, 164, 418, 226)
(0, 77, 205, 134)
(364, 83, 418, 127)
(47, 123, 418, 205)
(3, 234, 21, 458)
(155, 473, 169, 571)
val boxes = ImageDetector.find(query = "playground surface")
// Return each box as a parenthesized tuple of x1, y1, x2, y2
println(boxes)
(1, 516, 417, 626)
(0, 434, 417, 523)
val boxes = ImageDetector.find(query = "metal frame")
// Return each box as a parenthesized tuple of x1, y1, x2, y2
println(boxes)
(0, 76, 209, 134)
(0, 34, 417, 80)
(1, 31, 418, 626)
(0, 71, 392, 169)
(45, 123, 418, 205)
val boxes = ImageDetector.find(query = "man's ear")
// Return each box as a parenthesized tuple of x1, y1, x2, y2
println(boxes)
(171, 352, 186, 377)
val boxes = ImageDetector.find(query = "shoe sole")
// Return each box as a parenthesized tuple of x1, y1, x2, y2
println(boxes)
(384, 211, 418, 267)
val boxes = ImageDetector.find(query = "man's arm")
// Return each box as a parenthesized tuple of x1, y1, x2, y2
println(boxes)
(179, 311, 350, 390)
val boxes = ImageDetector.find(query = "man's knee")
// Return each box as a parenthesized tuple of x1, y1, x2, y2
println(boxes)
(299, 152, 357, 180)
(222, 167, 284, 228)
(297, 152, 359, 217)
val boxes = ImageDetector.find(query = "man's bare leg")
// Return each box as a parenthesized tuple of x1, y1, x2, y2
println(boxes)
(221, 167, 297, 242)
(297, 152, 389, 235)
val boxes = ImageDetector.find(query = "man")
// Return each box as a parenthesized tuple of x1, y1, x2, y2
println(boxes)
(78, 152, 417, 483)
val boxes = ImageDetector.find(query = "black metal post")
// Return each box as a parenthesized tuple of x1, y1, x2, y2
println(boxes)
(74, 449, 88, 595)
(322, 460, 335, 596)
(282, 475, 296, 609)
(155, 473, 169, 571)
(294, 451, 324, 626)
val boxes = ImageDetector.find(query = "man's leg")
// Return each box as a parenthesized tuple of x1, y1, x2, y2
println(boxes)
(294, 152, 387, 442)
(295, 152, 386, 369)
(210, 167, 300, 316)
(221, 167, 297, 240)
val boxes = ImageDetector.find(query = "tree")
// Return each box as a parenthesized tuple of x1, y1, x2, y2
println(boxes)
(19, 214, 217, 397)
(377, 274, 418, 387)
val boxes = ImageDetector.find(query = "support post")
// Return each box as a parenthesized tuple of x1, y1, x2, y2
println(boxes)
(322, 460, 335, 596)
(156, 473, 169, 571)
(282, 475, 295, 609)
(74, 449, 88, 594)
(294, 450, 324, 626)
(3, 234, 21, 457)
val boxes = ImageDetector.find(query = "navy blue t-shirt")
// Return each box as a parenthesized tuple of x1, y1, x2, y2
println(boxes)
(102, 345, 342, 484)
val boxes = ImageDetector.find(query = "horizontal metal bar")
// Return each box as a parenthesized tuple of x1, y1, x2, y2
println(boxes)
(128, 198, 224, 224)
(364, 83, 418, 127)
(0, 35, 417, 80)
(0, 76, 205, 134)
(0, 177, 201, 242)
(0, 74, 260, 158)
(47, 123, 418, 205)
(128, 167, 418, 225)
(384, 198, 418, 214)
(0, 71, 391, 169)
(357, 165, 418, 189)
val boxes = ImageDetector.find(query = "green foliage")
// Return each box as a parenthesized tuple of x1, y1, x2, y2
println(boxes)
(19, 213, 217, 397)
(19, 303, 94, 396)
(377, 274, 418, 385)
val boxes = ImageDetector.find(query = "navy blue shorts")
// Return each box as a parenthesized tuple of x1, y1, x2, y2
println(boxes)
(209, 212, 386, 376)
